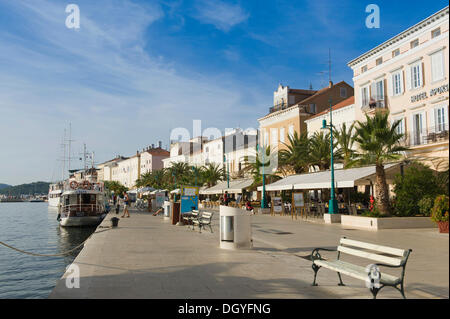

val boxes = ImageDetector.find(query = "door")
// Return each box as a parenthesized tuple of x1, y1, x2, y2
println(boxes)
(413, 113, 424, 145)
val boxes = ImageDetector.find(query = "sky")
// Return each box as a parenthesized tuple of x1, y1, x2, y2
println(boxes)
(0, 0, 448, 185)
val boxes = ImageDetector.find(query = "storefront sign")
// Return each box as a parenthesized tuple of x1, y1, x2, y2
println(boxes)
(293, 193, 304, 207)
(411, 84, 449, 103)
(272, 197, 283, 213)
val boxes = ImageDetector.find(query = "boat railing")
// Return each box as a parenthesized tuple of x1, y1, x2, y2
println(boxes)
(61, 204, 103, 215)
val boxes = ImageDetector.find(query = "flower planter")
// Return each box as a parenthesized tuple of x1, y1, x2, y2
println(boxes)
(437, 221, 449, 233)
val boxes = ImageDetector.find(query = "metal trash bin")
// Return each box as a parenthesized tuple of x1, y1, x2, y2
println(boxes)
(220, 216, 234, 242)
(111, 217, 119, 227)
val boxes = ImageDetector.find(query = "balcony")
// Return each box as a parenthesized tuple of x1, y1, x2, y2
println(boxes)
(363, 95, 388, 111)
(269, 102, 288, 114)
(401, 124, 449, 148)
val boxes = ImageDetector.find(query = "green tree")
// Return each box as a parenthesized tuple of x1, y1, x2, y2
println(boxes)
(334, 122, 356, 168)
(308, 131, 340, 171)
(279, 131, 310, 174)
(243, 145, 281, 189)
(393, 163, 443, 216)
(201, 163, 224, 188)
(104, 181, 128, 196)
(351, 110, 409, 216)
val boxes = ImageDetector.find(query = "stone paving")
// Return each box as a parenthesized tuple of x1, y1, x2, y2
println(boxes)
(50, 208, 449, 299)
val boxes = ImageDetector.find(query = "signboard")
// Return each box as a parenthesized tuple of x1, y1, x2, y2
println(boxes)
(293, 193, 304, 207)
(180, 186, 199, 214)
(272, 197, 283, 213)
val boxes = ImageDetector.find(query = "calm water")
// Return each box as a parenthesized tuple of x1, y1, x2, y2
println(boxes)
(0, 202, 95, 298)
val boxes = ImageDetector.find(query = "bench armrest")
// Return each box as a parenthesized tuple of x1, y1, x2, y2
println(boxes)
(311, 247, 337, 262)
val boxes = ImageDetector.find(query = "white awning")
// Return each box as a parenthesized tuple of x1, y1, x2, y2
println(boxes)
(170, 188, 180, 194)
(258, 163, 400, 191)
(200, 178, 254, 195)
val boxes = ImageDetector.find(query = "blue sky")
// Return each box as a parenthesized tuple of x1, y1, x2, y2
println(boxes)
(0, 0, 448, 185)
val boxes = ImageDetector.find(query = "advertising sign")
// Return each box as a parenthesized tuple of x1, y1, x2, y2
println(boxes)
(180, 186, 199, 214)
(293, 193, 304, 207)
(155, 191, 165, 208)
(272, 197, 283, 213)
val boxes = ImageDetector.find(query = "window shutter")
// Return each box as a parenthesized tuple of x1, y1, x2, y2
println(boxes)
(419, 62, 424, 87)
(388, 75, 393, 97)
(406, 67, 411, 91)
(359, 87, 364, 108)
(430, 108, 435, 132)
(370, 82, 376, 99)
(399, 70, 404, 94)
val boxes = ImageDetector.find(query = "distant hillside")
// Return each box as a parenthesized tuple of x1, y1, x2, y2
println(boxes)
(0, 183, 11, 190)
(0, 182, 50, 196)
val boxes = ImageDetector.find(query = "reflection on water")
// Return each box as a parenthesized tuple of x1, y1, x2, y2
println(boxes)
(0, 202, 96, 298)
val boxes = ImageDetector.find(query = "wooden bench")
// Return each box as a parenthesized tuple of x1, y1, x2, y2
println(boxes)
(183, 210, 199, 230)
(310, 237, 412, 299)
(193, 211, 213, 233)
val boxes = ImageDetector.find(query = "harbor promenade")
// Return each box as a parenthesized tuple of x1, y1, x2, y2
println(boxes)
(50, 209, 449, 299)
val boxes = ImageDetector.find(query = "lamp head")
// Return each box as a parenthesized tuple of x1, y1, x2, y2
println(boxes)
(322, 119, 327, 130)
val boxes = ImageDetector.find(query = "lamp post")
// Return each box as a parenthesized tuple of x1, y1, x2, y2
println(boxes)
(223, 155, 230, 188)
(257, 143, 266, 209)
(321, 97, 338, 214)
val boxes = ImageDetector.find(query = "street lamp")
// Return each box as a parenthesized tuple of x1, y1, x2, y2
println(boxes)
(321, 97, 338, 214)
(257, 143, 266, 209)
(223, 155, 230, 188)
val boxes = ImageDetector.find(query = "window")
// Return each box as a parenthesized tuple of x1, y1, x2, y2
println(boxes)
(410, 39, 419, 49)
(371, 79, 384, 101)
(393, 118, 405, 135)
(340, 87, 347, 98)
(392, 49, 400, 58)
(309, 103, 316, 113)
(392, 71, 403, 96)
(435, 105, 448, 132)
(288, 125, 294, 138)
(432, 28, 441, 39)
(280, 127, 285, 144)
(361, 85, 369, 107)
(376, 57, 383, 66)
(361, 65, 368, 73)
(412, 113, 424, 145)
(410, 62, 422, 89)
(431, 50, 445, 82)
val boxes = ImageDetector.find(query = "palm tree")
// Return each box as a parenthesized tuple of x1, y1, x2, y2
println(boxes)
(166, 162, 190, 189)
(243, 145, 281, 188)
(309, 131, 340, 171)
(334, 122, 356, 168)
(202, 163, 224, 188)
(351, 110, 409, 216)
(279, 131, 310, 174)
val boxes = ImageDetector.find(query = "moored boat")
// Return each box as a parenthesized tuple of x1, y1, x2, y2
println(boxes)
(58, 179, 106, 227)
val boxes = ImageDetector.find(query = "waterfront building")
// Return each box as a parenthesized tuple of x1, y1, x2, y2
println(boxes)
(140, 145, 170, 175)
(258, 82, 354, 152)
(348, 6, 449, 171)
(97, 155, 128, 182)
(305, 96, 356, 137)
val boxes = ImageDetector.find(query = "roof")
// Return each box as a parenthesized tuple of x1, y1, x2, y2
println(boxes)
(307, 96, 355, 121)
(257, 163, 400, 191)
(348, 6, 449, 67)
(259, 81, 352, 122)
(144, 148, 170, 156)
(200, 178, 254, 194)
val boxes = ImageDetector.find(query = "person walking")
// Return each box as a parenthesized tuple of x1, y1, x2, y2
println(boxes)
(121, 192, 130, 218)
(223, 191, 229, 206)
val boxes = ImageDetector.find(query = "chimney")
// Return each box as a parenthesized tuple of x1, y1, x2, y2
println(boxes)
(158, 141, 162, 148)
(329, 81, 333, 88)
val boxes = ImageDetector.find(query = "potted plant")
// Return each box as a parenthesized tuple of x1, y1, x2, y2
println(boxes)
(431, 195, 449, 233)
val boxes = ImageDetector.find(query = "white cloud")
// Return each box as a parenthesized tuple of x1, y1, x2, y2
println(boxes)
(0, 0, 264, 184)
(192, 0, 249, 32)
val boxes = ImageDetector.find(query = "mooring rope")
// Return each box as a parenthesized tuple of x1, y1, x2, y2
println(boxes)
(0, 227, 112, 257)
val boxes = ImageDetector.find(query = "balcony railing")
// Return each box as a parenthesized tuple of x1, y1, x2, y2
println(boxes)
(367, 95, 388, 109)
(269, 102, 288, 114)
(401, 124, 449, 147)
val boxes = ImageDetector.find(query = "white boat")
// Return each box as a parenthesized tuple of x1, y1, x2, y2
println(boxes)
(58, 179, 106, 227)
(48, 182, 63, 207)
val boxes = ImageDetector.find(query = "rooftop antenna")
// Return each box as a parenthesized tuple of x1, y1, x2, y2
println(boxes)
(328, 48, 332, 84)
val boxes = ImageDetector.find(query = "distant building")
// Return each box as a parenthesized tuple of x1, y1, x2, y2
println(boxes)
(258, 82, 354, 151)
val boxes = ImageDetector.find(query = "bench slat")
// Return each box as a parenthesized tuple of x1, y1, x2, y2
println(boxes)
(337, 246, 402, 266)
(340, 238, 406, 257)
